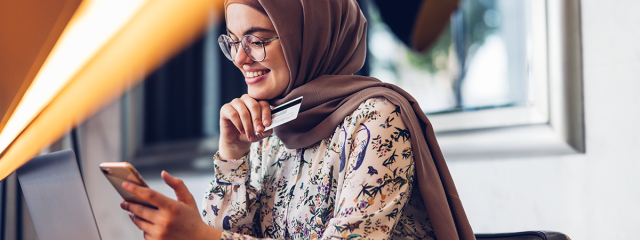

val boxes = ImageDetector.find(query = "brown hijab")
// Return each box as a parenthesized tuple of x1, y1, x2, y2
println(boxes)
(225, 0, 475, 239)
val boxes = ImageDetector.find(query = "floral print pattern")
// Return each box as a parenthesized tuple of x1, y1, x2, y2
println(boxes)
(203, 98, 436, 239)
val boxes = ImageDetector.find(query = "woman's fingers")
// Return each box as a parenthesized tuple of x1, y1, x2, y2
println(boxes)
(241, 94, 266, 134)
(129, 212, 154, 231)
(230, 98, 253, 136)
(161, 171, 197, 208)
(121, 201, 157, 221)
(143, 232, 152, 240)
(220, 103, 245, 134)
(230, 98, 256, 141)
(129, 213, 159, 240)
(119, 176, 215, 240)
(260, 101, 272, 127)
(256, 129, 273, 140)
(220, 95, 272, 143)
(122, 181, 171, 208)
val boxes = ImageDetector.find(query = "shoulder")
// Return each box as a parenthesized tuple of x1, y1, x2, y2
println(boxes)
(343, 97, 403, 128)
(329, 97, 408, 149)
(355, 97, 399, 115)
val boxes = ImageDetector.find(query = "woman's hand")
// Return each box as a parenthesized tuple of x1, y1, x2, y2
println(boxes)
(120, 171, 222, 240)
(219, 94, 273, 159)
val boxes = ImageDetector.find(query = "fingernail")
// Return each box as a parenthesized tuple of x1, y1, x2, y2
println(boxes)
(120, 201, 126, 209)
(256, 125, 264, 133)
(263, 119, 270, 127)
(129, 212, 135, 221)
(122, 181, 130, 189)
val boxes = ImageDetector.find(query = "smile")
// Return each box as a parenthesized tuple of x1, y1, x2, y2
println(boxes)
(244, 69, 271, 84)
(245, 70, 270, 78)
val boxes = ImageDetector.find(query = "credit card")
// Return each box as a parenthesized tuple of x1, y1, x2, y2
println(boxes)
(264, 96, 303, 131)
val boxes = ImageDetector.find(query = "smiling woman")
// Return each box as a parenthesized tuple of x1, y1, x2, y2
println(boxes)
(120, 0, 474, 239)
(224, 4, 289, 100)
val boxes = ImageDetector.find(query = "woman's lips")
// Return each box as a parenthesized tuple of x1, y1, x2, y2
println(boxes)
(245, 70, 270, 84)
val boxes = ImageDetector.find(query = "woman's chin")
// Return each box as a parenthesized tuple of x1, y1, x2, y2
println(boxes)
(246, 74, 288, 100)
(247, 89, 276, 100)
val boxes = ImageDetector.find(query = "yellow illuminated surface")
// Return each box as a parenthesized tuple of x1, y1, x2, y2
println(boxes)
(0, 0, 146, 158)
(0, 0, 222, 180)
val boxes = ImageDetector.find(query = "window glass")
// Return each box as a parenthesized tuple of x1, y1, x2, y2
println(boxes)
(367, 0, 532, 114)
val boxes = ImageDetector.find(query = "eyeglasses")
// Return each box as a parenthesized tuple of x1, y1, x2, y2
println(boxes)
(218, 34, 279, 62)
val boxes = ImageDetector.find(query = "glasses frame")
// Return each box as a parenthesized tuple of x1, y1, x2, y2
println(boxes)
(218, 34, 279, 62)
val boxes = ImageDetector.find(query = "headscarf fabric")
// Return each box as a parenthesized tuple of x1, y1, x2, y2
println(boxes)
(225, 0, 475, 239)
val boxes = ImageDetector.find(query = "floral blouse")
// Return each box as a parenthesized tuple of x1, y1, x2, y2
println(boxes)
(202, 97, 436, 240)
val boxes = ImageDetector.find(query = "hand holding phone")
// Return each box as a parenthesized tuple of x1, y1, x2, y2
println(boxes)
(100, 162, 157, 209)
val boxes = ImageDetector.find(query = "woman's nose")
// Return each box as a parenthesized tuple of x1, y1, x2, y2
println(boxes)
(234, 46, 254, 64)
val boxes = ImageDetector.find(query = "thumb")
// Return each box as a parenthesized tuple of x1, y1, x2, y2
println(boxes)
(162, 171, 196, 207)
(256, 129, 273, 140)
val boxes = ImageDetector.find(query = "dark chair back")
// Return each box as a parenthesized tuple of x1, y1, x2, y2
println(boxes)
(475, 231, 571, 240)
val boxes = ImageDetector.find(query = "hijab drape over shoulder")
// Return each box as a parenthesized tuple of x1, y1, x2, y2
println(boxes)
(225, 0, 475, 239)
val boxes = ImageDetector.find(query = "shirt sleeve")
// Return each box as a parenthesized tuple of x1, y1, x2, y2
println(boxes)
(322, 100, 415, 239)
(202, 150, 272, 240)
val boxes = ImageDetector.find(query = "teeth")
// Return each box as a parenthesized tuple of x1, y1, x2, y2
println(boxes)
(246, 70, 267, 78)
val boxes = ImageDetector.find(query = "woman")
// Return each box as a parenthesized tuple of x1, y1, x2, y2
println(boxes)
(120, 0, 474, 239)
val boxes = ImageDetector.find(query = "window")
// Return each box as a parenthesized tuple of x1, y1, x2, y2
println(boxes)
(367, 0, 584, 159)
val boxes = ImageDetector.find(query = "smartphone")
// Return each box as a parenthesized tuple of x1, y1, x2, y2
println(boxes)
(99, 162, 157, 209)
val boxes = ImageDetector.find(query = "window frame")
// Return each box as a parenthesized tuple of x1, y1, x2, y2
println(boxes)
(430, 0, 584, 160)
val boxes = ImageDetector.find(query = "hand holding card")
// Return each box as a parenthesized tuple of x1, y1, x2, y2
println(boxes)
(264, 96, 303, 131)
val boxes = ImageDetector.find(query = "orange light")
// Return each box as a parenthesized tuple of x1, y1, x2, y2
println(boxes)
(0, 0, 223, 180)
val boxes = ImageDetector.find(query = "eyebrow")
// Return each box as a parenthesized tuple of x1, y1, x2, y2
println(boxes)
(227, 27, 276, 37)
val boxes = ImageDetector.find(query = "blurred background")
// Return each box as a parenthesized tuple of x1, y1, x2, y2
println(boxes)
(1, 0, 640, 239)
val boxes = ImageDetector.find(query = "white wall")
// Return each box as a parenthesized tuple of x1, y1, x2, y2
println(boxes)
(451, 0, 640, 239)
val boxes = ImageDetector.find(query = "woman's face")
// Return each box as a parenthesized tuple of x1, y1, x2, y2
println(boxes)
(226, 4, 290, 100)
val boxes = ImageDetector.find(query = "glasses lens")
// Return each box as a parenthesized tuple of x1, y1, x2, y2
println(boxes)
(218, 35, 236, 61)
(241, 35, 265, 61)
